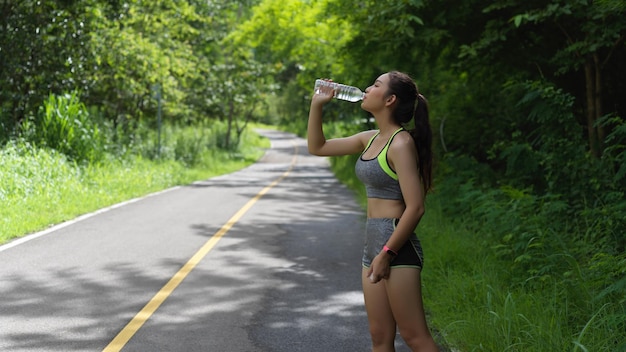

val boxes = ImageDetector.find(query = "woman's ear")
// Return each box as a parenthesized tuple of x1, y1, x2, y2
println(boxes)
(385, 94, 396, 107)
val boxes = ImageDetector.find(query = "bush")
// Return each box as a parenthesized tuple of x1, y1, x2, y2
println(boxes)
(432, 151, 626, 350)
(21, 92, 104, 163)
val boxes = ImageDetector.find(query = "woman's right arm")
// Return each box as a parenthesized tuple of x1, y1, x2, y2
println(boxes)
(307, 87, 371, 156)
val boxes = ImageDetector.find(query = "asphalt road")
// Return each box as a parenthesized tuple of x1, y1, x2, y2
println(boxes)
(0, 129, 415, 352)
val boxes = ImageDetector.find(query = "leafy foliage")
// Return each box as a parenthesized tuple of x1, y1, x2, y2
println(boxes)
(0, 0, 94, 139)
(21, 92, 104, 163)
(0, 0, 270, 149)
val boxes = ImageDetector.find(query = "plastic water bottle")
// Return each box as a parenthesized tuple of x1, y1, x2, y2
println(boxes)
(314, 79, 365, 102)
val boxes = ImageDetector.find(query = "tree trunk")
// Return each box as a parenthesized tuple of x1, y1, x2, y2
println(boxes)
(594, 53, 606, 145)
(584, 59, 600, 158)
(225, 98, 234, 149)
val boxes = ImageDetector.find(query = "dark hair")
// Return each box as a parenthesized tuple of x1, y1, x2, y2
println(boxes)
(386, 71, 433, 191)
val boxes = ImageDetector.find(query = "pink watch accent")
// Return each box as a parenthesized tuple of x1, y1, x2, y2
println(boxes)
(383, 245, 398, 257)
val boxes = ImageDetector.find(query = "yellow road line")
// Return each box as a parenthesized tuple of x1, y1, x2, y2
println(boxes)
(103, 142, 298, 352)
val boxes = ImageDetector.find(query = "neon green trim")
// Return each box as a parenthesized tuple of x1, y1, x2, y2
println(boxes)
(363, 131, 379, 152)
(362, 264, 422, 269)
(377, 128, 404, 181)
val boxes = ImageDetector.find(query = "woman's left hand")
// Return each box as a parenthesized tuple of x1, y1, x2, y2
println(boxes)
(366, 253, 392, 284)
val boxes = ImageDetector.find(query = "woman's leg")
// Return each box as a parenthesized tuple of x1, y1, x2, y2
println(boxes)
(362, 267, 397, 352)
(386, 267, 439, 352)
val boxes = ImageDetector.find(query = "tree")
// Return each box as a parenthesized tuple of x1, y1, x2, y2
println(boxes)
(192, 0, 274, 149)
(227, 0, 361, 127)
(0, 0, 94, 139)
(87, 0, 204, 127)
(464, 0, 626, 157)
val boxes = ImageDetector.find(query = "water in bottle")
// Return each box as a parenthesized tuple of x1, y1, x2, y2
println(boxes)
(314, 79, 365, 102)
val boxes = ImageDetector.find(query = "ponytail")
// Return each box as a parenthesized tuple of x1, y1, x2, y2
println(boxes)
(387, 71, 433, 192)
(411, 94, 433, 192)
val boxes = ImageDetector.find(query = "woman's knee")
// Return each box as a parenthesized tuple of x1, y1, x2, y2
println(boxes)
(398, 328, 438, 351)
(369, 324, 396, 347)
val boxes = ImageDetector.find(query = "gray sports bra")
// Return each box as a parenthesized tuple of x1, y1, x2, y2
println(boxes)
(354, 128, 404, 200)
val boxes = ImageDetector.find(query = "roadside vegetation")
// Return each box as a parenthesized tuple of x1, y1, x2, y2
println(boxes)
(0, 107, 268, 243)
(1, 1, 625, 351)
(1, 1, 272, 244)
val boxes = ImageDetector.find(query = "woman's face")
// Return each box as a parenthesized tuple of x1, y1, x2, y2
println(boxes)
(361, 73, 391, 113)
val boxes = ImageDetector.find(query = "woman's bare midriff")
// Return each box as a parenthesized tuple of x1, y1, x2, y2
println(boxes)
(366, 198, 406, 219)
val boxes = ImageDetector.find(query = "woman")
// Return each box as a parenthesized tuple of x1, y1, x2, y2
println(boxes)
(307, 71, 439, 352)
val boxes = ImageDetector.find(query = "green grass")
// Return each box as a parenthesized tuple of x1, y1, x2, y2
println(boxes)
(415, 195, 626, 352)
(0, 125, 270, 244)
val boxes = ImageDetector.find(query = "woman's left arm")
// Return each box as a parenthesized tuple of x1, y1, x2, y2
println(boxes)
(386, 133, 426, 251)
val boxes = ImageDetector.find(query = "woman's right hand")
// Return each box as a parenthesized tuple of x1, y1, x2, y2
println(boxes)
(311, 80, 334, 106)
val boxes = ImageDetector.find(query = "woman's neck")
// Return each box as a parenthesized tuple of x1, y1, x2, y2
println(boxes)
(375, 115, 401, 136)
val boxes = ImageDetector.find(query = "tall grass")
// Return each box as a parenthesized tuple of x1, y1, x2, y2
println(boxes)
(417, 195, 626, 351)
(0, 123, 269, 244)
